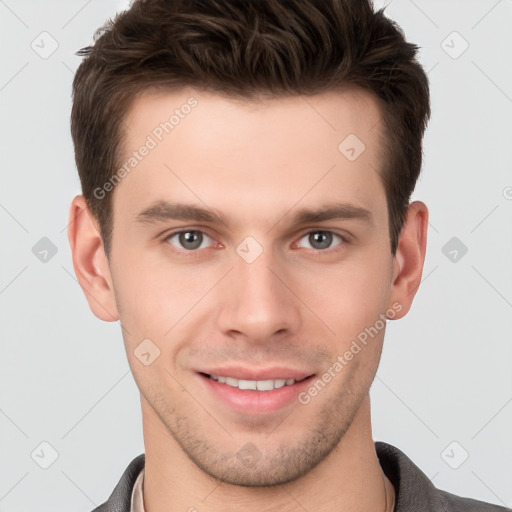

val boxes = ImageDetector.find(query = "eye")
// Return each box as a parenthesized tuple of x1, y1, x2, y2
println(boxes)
(165, 230, 215, 251)
(296, 230, 344, 251)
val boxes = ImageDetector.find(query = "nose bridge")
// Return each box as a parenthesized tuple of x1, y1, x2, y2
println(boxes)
(217, 241, 301, 340)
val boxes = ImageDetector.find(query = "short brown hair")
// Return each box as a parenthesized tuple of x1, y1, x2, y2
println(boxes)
(71, 0, 430, 257)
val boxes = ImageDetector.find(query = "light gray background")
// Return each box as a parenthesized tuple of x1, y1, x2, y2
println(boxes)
(0, 1, 511, 511)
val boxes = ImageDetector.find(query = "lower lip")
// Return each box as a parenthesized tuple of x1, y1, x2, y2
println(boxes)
(199, 374, 315, 414)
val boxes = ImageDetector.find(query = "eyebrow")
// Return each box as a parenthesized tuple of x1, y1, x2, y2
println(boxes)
(134, 200, 373, 227)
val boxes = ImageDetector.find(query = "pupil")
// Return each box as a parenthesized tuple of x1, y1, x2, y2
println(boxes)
(310, 231, 332, 250)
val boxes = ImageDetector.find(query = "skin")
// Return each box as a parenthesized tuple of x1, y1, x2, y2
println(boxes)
(68, 86, 428, 512)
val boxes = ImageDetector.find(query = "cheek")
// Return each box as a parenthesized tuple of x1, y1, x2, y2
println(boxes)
(111, 252, 224, 344)
(293, 254, 392, 340)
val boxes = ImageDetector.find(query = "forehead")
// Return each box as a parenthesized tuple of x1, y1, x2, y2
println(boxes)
(123, 85, 384, 150)
(114, 86, 387, 229)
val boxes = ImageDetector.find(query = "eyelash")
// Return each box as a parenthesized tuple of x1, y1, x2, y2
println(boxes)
(161, 228, 348, 256)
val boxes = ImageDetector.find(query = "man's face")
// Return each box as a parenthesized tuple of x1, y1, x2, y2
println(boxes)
(107, 87, 398, 485)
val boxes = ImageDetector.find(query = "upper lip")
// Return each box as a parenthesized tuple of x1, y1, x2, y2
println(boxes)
(198, 367, 314, 381)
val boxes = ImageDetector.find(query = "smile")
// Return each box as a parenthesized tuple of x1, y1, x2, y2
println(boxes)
(207, 374, 304, 391)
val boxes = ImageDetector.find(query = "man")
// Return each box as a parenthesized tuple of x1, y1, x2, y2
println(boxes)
(67, 1, 509, 511)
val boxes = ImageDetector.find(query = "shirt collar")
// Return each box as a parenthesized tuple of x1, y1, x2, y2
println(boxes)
(130, 465, 145, 512)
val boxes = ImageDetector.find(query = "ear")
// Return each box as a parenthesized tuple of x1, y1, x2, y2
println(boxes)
(67, 195, 119, 322)
(387, 201, 428, 319)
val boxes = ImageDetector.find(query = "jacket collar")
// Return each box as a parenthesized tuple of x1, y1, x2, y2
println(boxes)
(93, 442, 507, 512)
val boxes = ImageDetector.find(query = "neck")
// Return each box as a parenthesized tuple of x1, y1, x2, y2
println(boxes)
(141, 395, 394, 512)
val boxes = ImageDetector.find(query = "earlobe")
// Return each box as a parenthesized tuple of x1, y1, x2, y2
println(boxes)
(67, 195, 119, 322)
(387, 201, 429, 319)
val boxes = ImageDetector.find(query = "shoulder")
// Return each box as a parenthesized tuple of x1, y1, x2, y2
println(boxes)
(438, 488, 511, 512)
(90, 454, 145, 512)
(375, 442, 510, 512)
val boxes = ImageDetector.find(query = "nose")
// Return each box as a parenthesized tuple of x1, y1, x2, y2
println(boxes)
(216, 246, 302, 344)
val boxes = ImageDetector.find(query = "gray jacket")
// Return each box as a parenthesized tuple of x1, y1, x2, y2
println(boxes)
(92, 441, 510, 512)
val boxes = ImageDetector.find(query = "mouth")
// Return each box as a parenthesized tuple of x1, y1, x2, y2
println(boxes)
(200, 372, 311, 391)
(197, 369, 316, 414)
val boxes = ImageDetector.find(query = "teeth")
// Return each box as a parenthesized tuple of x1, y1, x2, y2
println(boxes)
(256, 380, 274, 391)
(239, 379, 257, 390)
(209, 375, 298, 391)
(226, 377, 238, 387)
(274, 379, 286, 389)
